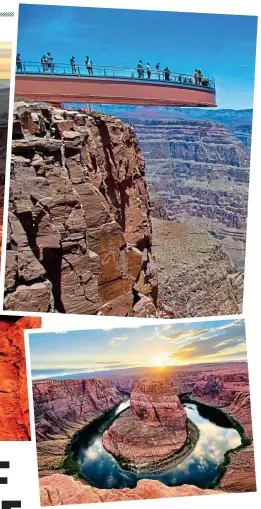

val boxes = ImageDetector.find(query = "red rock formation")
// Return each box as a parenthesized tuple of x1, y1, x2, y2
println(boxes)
(0, 316, 41, 440)
(33, 378, 124, 474)
(103, 379, 190, 472)
(39, 474, 224, 506)
(4, 102, 157, 315)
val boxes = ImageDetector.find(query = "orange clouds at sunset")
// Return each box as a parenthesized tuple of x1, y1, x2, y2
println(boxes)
(0, 42, 12, 80)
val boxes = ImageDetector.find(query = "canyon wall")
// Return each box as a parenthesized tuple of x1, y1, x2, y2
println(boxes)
(152, 218, 243, 317)
(133, 118, 249, 267)
(0, 121, 8, 253)
(4, 103, 157, 316)
(0, 316, 41, 440)
(33, 378, 124, 475)
(0, 121, 7, 185)
(192, 371, 255, 493)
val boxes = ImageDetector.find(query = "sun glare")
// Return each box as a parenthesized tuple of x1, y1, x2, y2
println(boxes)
(150, 352, 170, 367)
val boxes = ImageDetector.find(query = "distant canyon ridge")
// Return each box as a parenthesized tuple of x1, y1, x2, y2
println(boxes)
(113, 106, 251, 268)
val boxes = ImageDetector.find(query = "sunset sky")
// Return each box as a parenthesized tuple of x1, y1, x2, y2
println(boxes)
(0, 41, 12, 84)
(29, 319, 247, 380)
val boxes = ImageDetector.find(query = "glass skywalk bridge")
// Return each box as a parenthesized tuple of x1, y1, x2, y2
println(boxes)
(15, 62, 217, 107)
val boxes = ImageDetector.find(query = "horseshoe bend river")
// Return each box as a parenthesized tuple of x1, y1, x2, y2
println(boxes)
(72, 398, 241, 490)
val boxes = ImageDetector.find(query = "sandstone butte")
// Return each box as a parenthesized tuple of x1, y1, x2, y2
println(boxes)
(0, 316, 41, 440)
(37, 362, 255, 505)
(4, 102, 243, 317)
(102, 378, 193, 472)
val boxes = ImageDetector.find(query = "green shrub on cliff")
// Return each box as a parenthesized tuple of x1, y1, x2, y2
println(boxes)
(60, 451, 80, 476)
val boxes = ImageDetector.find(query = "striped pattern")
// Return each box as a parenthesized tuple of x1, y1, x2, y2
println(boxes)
(0, 12, 14, 17)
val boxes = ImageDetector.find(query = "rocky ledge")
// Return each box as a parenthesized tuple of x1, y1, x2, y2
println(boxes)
(40, 475, 224, 505)
(103, 379, 197, 472)
(0, 316, 41, 440)
(33, 378, 124, 476)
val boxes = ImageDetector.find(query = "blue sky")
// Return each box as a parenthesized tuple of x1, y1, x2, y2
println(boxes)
(17, 5, 257, 109)
(29, 319, 247, 379)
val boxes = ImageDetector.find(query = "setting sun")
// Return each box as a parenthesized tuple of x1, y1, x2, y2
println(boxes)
(150, 352, 170, 367)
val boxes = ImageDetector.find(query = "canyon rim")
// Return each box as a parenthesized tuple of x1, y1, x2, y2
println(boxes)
(3, 102, 247, 318)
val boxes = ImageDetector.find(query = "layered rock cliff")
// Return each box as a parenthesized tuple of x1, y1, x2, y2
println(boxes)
(4, 102, 157, 315)
(0, 121, 8, 185)
(134, 119, 249, 266)
(0, 316, 41, 440)
(33, 378, 124, 475)
(103, 378, 195, 473)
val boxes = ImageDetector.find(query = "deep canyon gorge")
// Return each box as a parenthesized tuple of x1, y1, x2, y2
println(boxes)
(35, 361, 255, 505)
(4, 102, 246, 317)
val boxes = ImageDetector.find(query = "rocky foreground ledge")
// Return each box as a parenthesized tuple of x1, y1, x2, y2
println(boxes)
(103, 379, 197, 472)
(40, 475, 224, 505)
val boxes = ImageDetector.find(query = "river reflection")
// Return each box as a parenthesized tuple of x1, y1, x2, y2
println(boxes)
(75, 401, 241, 489)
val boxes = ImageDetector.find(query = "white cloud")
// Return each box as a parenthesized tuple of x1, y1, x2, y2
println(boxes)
(109, 335, 128, 346)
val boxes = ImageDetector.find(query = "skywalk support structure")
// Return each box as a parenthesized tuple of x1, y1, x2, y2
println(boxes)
(15, 62, 217, 107)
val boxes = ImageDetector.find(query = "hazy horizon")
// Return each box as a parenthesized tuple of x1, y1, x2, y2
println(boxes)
(0, 42, 12, 82)
(32, 358, 247, 382)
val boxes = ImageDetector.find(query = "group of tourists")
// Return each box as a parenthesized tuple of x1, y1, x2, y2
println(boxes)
(194, 69, 209, 87)
(40, 53, 54, 72)
(136, 61, 209, 86)
(16, 53, 94, 75)
(16, 53, 210, 88)
(70, 56, 93, 74)
(136, 61, 170, 81)
(70, 55, 93, 76)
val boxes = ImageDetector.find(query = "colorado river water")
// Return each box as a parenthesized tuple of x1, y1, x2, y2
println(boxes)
(73, 398, 241, 489)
